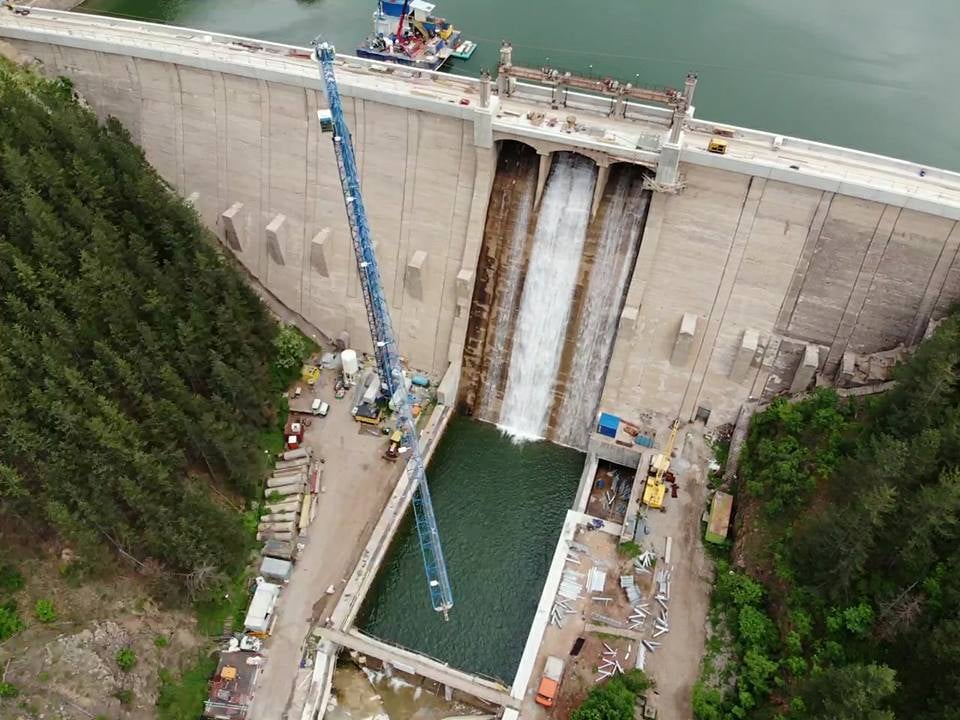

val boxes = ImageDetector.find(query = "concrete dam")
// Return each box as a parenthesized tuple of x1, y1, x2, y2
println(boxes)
(4, 9, 960, 452)
(461, 143, 650, 447)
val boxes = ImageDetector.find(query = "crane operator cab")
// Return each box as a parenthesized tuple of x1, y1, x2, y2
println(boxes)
(317, 109, 334, 133)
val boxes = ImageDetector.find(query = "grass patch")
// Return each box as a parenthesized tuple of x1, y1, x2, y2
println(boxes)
(258, 395, 289, 465)
(618, 540, 642, 558)
(157, 652, 219, 720)
(34, 598, 56, 623)
(115, 647, 137, 672)
(0, 565, 24, 595)
(194, 573, 251, 636)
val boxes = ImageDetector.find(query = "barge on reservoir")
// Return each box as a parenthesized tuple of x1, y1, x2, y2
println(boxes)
(357, 0, 476, 71)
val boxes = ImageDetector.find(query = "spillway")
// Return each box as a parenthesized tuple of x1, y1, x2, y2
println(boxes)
(553, 167, 650, 447)
(498, 153, 597, 441)
(477, 156, 537, 420)
(459, 143, 539, 422)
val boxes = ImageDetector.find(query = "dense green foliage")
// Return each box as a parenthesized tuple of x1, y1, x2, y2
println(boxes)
(0, 62, 287, 588)
(698, 313, 960, 719)
(156, 653, 219, 720)
(570, 670, 651, 720)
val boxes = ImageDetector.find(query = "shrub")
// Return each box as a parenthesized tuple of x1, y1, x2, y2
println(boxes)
(0, 600, 24, 641)
(692, 681, 724, 720)
(34, 598, 56, 623)
(115, 647, 137, 672)
(113, 688, 134, 705)
(570, 671, 650, 720)
(154, 634, 169, 648)
(0, 565, 24, 595)
(0, 681, 18, 698)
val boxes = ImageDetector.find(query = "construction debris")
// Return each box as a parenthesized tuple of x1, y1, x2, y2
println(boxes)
(587, 567, 607, 593)
(558, 569, 583, 601)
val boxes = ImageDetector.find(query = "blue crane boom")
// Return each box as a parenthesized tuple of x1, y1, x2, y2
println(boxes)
(312, 41, 454, 617)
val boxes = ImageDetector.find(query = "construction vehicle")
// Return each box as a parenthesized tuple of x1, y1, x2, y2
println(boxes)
(384, 429, 404, 460)
(535, 656, 566, 708)
(642, 419, 680, 510)
(707, 138, 729, 155)
(312, 41, 454, 618)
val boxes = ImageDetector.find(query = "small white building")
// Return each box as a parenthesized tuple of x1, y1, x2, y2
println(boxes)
(243, 581, 281, 634)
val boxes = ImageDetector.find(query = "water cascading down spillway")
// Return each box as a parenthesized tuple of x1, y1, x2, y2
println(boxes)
(459, 143, 539, 419)
(460, 142, 651, 449)
(497, 153, 598, 440)
(552, 166, 651, 448)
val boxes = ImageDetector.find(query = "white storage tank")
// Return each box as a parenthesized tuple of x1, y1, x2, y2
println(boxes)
(341, 349, 359, 386)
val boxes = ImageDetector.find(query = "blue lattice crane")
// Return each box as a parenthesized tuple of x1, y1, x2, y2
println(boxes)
(312, 41, 454, 618)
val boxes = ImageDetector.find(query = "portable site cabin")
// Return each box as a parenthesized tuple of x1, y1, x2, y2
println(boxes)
(243, 581, 281, 634)
(259, 557, 293, 583)
(705, 491, 734, 544)
(597, 412, 619, 438)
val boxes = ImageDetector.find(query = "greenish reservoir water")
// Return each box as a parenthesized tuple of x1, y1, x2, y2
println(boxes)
(78, 0, 960, 171)
(358, 416, 582, 681)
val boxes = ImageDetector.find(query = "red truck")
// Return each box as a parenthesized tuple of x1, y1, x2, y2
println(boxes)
(535, 656, 565, 708)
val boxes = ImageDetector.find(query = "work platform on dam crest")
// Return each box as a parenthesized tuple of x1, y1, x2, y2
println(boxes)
(1, 8, 959, 218)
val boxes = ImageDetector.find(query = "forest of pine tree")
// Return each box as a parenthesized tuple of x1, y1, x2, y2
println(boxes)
(0, 59, 286, 593)
(695, 314, 960, 720)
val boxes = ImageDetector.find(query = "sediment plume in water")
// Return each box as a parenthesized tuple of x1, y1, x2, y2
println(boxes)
(498, 153, 597, 441)
(476, 164, 536, 420)
(553, 168, 650, 448)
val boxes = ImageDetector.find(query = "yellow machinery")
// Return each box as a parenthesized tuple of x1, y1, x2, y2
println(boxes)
(301, 365, 321, 386)
(643, 419, 680, 509)
(707, 138, 729, 155)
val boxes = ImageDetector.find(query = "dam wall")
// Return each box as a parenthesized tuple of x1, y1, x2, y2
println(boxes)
(1, 14, 495, 376)
(600, 165, 960, 425)
(4, 10, 960, 437)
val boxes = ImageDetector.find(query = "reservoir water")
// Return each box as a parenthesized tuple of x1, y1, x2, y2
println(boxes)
(359, 416, 582, 681)
(78, 0, 960, 171)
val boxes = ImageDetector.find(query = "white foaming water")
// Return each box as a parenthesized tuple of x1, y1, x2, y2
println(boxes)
(477, 167, 536, 420)
(498, 153, 597, 441)
(554, 170, 649, 448)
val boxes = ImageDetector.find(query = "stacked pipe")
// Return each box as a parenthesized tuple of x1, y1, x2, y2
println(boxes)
(257, 451, 311, 542)
(550, 597, 575, 628)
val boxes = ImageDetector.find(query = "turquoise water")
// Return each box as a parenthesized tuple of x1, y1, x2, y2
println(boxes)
(78, 0, 960, 171)
(358, 416, 582, 681)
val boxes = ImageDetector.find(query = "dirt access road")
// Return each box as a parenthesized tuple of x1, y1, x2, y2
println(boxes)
(247, 370, 404, 720)
(641, 426, 715, 719)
